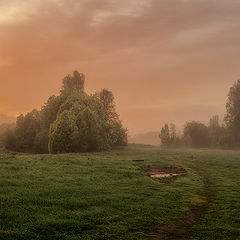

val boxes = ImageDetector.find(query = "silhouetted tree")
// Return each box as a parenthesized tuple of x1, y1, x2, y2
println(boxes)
(159, 123, 179, 148)
(210, 115, 219, 128)
(159, 124, 170, 147)
(225, 79, 240, 146)
(184, 121, 210, 148)
(208, 115, 226, 148)
(5, 110, 40, 152)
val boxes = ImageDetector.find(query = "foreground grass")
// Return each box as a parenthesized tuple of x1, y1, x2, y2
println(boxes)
(0, 147, 240, 239)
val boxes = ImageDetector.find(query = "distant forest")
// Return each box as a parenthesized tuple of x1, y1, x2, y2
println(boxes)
(159, 80, 240, 149)
(0, 71, 127, 153)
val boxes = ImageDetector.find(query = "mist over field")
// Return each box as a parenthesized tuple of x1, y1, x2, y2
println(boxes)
(128, 132, 160, 146)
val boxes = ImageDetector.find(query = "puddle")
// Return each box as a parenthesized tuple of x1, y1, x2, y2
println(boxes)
(150, 173, 181, 178)
(147, 166, 186, 179)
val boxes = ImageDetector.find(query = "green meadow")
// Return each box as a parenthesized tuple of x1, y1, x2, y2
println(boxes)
(0, 146, 240, 240)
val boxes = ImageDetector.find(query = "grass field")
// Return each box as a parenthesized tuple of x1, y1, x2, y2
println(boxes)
(0, 146, 240, 240)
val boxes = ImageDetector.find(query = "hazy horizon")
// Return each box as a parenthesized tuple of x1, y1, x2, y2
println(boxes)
(1, 0, 239, 135)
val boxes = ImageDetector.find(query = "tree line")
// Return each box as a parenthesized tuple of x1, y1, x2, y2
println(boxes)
(159, 80, 240, 149)
(2, 71, 127, 153)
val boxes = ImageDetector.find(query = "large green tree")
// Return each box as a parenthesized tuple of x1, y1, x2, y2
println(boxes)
(5, 71, 127, 153)
(48, 93, 110, 153)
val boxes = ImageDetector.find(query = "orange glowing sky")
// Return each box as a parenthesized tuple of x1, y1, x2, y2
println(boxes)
(0, 0, 240, 134)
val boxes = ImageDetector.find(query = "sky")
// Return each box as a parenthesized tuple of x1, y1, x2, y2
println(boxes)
(0, 0, 240, 135)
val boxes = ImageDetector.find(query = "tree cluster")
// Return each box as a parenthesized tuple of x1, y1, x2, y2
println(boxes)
(159, 119, 225, 149)
(4, 71, 127, 153)
(159, 123, 181, 148)
(159, 80, 240, 149)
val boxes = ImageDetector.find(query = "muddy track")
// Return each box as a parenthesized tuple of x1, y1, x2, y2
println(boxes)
(147, 172, 215, 240)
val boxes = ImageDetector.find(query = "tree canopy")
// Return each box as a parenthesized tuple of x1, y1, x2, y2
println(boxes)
(62, 71, 85, 92)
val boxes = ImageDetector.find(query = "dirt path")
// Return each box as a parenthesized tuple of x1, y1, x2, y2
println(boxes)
(146, 169, 214, 240)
